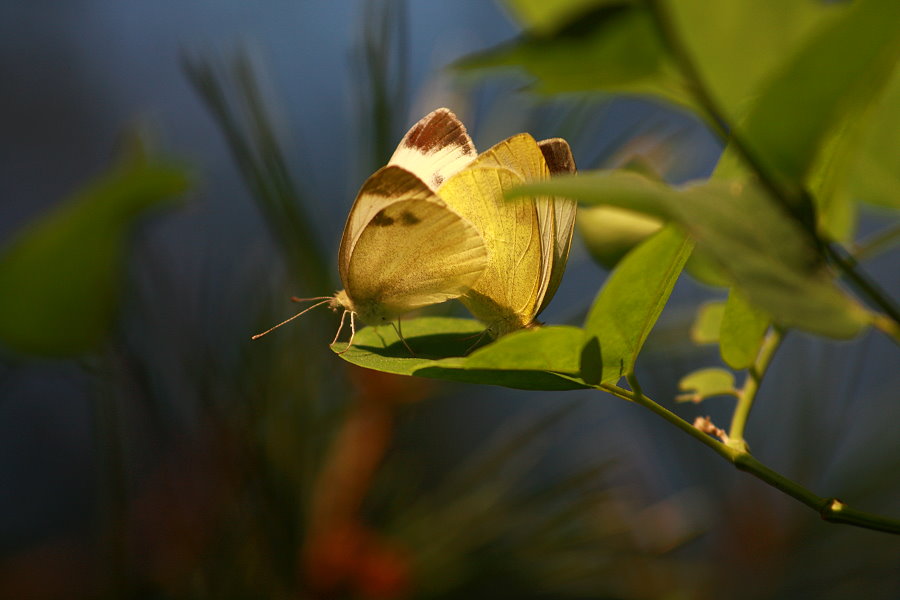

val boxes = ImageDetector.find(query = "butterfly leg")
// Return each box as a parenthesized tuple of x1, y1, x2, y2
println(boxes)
(331, 310, 348, 346)
(464, 327, 492, 354)
(392, 319, 415, 356)
(337, 311, 357, 355)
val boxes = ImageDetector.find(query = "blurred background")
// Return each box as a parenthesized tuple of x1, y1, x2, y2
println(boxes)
(1, 1, 898, 599)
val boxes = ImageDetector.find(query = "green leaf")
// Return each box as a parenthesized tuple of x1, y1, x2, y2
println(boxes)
(577, 205, 662, 270)
(665, 0, 841, 122)
(583, 225, 692, 384)
(333, 318, 593, 391)
(719, 289, 770, 370)
(738, 0, 900, 193)
(0, 162, 190, 356)
(500, 0, 628, 35)
(690, 300, 724, 345)
(846, 65, 900, 210)
(515, 172, 871, 338)
(456, 3, 691, 108)
(519, 170, 678, 219)
(679, 182, 869, 338)
(676, 367, 736, 403)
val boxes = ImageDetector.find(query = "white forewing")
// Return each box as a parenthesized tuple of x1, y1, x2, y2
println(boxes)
(388, 108, 477, 190)
(338, 165, 436, 284)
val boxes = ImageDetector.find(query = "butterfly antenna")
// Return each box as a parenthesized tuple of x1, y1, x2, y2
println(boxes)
(392, 320, 415, 356)
(291, 295, 331, 303)
(337, 312, 357, 355)
(251, 299, 331, 340)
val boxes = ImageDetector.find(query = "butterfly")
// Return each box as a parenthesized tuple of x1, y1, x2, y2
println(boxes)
(435, 131, 577, 338)
(254, 108, 487, 351)
(254, 108, 576, 350)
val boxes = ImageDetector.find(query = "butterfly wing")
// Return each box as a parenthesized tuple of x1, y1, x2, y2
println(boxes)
(342, 167, 487, 323)
(339, 165, 429, 285)
(536, 138, 577, 315)
(438, 166, 543, 336)
(388, 108, 477, 190)
(465, 134, 555, 317)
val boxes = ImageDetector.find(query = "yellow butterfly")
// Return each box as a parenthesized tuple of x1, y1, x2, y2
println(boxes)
(436, 132, 577, 337)
(254, 108, 487, 351)
(254, 108, 576, 350)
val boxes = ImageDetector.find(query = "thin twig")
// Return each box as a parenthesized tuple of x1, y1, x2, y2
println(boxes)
(600, 381, 900, 534)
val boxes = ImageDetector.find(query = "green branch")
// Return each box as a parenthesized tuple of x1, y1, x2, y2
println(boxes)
(602, 380, 900, 534)
(728, 328, 784, 448)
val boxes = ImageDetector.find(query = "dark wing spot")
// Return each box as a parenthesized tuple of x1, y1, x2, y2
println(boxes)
(370, 210, 395, 227)
(403, 109, 475, 156)
(399, 210, 421, 225)
(538, 138, 576, 174)
(433, 173, 444, 186)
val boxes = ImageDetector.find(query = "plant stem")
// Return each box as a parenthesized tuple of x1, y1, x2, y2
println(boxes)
(646, 0, 900, 327)
(871, 313, 900, 345)
(728, 328, 784, 447)
(601, 382, 900, 534)
(852, 221, 900, 262)
(644, 0, 805, 219)
(823, 243, 900, 327)
(615, 377, 735, 462)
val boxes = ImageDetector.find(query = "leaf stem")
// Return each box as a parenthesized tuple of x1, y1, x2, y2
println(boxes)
(823, 242, 900, 328)
(601, 382, 900, 534)
(728, 328, 783, 447)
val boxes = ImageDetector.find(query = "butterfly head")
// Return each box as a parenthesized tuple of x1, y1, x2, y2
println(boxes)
(330, 289, 395, 326)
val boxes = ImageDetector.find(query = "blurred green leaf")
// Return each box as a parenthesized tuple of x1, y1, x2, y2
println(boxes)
(719, 288, 770, 370)
(577, 205, 662, 270)
(524, 169, 678, 219)
(680, 182, 869, 339)
(457, 3, 691, 108)
(333, 318, 592, 390)
(463, 326, 586, 373)
(516, 173, 871, 338)
(846, 65, 900, 210)
(690, 300, 724, 345)
(500, 0, 629, 35)
(738, 0, 900, 194)
(665, 0, 840, 122)
(0, 163, 190, 356)
(676, 367, 736, 403)
(584, 225, 692, 384)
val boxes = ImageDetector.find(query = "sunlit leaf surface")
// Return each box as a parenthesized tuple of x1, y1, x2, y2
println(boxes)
(677, 367, 736, 403)
(739, 0, 900, 191)
(666, 0, 841, 121)
(690, 300, 724, 345)
(719, 289, 770, 370)
(333, 317, 593, 390)
(584, 225, 692, 383)
(846, 66, 900, 210)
